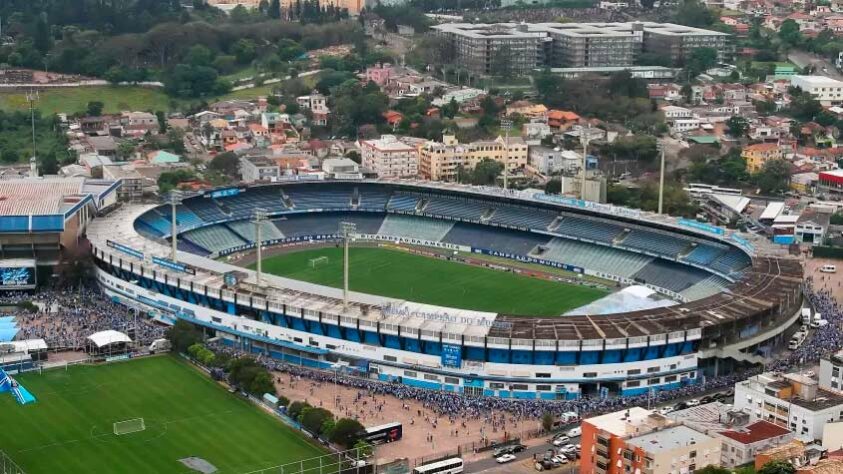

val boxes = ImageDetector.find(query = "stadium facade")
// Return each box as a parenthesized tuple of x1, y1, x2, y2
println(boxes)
(86, 181, 803, 400)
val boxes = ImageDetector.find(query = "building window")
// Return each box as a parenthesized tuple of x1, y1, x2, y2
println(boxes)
(383, 355, 397, 362)
(404, 370, 417, 378)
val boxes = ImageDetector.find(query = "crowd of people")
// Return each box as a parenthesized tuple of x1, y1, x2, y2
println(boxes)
(9, 286, 165, 350)
(207, 283, 842, 424)
(4, 279, 839, 424)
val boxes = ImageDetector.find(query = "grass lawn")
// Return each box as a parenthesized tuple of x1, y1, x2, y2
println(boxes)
(254, 247, 607, 316)
(0, 356, 325, 474)
(0, 86, 181, 115)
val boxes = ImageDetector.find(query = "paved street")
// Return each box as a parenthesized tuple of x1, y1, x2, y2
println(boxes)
(788, 51, 842, 80)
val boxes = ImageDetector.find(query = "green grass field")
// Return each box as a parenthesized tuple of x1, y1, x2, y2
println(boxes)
(0, 86, 181, 115)
(0, 356, 324, 474)
(254, 247, 607, 316)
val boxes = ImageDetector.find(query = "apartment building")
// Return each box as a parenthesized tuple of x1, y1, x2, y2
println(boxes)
(418, 135, 528, 181)
(734, 372, 843, 441)
(791, 75, 843, 106)
(359, 135, 419, 178)
(432, 22, 730, 75)
(239, 155, 280, 183)
(742, 143, 784, 173)
(580, 407, 720, 474)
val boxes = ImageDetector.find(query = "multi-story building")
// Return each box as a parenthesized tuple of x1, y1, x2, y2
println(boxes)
(580, 407, 720, 474)
(432, 22, 731, 75)
(819, 350, 843, 393)
(734, 372, 843, 441)
(668, 402, 794, 468)
(791, 75, 843, 106)
(102, 164, 145, 202)
(418, 135, 528, 181)
(239, 155, 280, 183)
(359, 135, 419, 178)
(742, 143, 784, 173)
(296, 93, 330, 127)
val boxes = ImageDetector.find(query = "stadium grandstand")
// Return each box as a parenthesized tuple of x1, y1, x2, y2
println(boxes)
(0, 177, 119, 288)
(87, 180, 802, 399)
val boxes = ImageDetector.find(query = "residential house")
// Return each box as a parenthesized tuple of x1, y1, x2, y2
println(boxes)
(506, 101, 548, 120)
(742, 143, 784, 172)
(547, 110, 581, 130)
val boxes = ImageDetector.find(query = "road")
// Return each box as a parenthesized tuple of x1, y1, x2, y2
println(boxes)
(788, 51, 842, 80)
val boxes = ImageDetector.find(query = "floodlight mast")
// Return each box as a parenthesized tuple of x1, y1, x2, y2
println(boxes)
(168, 190, 184, 261)
(339, 221, 357, 310)
(253, 208, 268, 286)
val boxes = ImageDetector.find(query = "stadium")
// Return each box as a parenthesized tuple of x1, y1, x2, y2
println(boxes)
(86, 180, 804, 400)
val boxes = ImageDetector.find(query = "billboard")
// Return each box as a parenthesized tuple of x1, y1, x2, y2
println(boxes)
(0, 265, 36, 290)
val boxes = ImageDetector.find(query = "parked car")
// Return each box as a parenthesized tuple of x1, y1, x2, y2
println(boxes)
(560, 444, 577, 454)
(657, 407, 673, 416)
(552, 436, 570, 446)
(552, 455, 568, 465)
(566, 427, 581, 437)
(686, 399, 700, 407)
(511, 444, 527, 453)
(496, 454, 516, 464)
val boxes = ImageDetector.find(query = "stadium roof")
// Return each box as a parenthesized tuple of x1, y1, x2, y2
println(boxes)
(0, 177, 118, 216)
(87, 330, 132, 348)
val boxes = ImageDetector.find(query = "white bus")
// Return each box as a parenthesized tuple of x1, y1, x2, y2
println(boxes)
(412, 458, 464, 474)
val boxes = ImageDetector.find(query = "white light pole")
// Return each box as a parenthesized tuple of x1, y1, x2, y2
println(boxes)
(168, 190, 183, 261)
(500, 119, 513, 190)
(657, 142, 666, 215)
(253, 208, 268, 286)
(580, 125, 591, 201)
(26, 90, 39, 178)
(339, 222, 357, 310)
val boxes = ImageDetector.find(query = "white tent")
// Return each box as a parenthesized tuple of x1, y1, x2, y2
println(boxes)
(87, 330, 132, 348)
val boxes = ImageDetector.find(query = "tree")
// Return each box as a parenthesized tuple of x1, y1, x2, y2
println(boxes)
(674, 0, 715, 28)
(758, 460, 796, 474)
(755, 159, 791, 195)
(300, 407, 334, 434)
(86, 101, 104, 117)
(277, 39, 305, 62)
(156, 111, 168, 134)
(353, 439, 374, 458)
(726, 115, 749, 138)
(287, 401, 311, 421)
(471, 158, 504, 186)
(269, 0, 281, 18)
(686, 47, 718, 77)
(208, 152, 240, 180)
(541, 413, 554, 432)
(330, 418, 366, 448)
(696, 467, 731, 474)
(1, 149, 19, 164)
(231, 39, 257, 65)
(158, 169, 196, 193)
(545, 178, 561, 195)
(778, 20, 802, 47)
(165, 320, 204, 353)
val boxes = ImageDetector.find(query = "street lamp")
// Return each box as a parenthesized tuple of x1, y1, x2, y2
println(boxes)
(500, 119, 513, 190)
(339, 222, 357, 310)
(253, 208, 269, 286)
(168, 190, 184, 261)
(657, 141, 666, 215)
(579, 125, 591, 202)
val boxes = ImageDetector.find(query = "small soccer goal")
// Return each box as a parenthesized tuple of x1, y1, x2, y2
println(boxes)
(308, 256, 329, 269)
(113, 418, 145, 436)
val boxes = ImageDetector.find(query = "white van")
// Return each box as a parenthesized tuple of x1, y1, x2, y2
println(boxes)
(802, 308, 812, 324)
(821, 264, 837, 273)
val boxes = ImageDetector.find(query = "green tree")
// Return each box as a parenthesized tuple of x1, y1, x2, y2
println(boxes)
(157, 169, 196, 193)
(1, 149, 19, 164)
(545, 178, 561, 195)
(471, 158, 504, 186)
(232, 39, 257, 64)
(330, 418, 366, 448)
(675, 0, 715, 27)
(696, 466, 731, 474)
(249, 371, 275, 396)
(300, 407, 334, 434)
(755, 159, 791, 195)
(758, 460, 796, 474)
(778, 19, 802, 47)
(541, 413, 554, 432)
(287, 401, 312, 421)
(208, 152, 240, 180)
(165, 320, 203, 353)
(353, 439, 374, 458)
(156, 111, 168, 134)
(269, 0, 281, 18)
(86, 101, 104, 117)
(277, 39, 305, 62)
(726, 115, 749, 138)
(686, 47, 718, 77)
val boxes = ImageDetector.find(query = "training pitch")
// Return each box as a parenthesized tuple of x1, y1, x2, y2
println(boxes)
(0, 356, 324, 474)
(255, 247, 608, 316)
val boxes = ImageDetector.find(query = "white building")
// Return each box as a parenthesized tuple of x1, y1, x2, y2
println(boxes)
(790, 75, 843, 106)
(671, 118, 701, 133)
(820, 351, 843, 394)
(734, 372, 843, 441)
(322, 157, 362, 180)
(528, 146, 581, 175)
(662, 105, 693, 119)
(239, 155, 280, 183)
(359, 135, 419, 178)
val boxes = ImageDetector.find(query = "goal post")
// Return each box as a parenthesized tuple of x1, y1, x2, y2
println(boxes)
(308, 256, 329, 268)
(113, 418, 145, 436)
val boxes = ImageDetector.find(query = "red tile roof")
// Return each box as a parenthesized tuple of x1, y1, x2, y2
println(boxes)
(719, 421, 791, 444)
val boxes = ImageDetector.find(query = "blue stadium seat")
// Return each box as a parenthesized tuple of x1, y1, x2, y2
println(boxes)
(555, 215, 623, 243)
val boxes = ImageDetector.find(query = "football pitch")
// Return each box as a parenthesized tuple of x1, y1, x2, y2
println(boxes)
(0, 356, 324, 474)
(255, 247, 608, 316)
